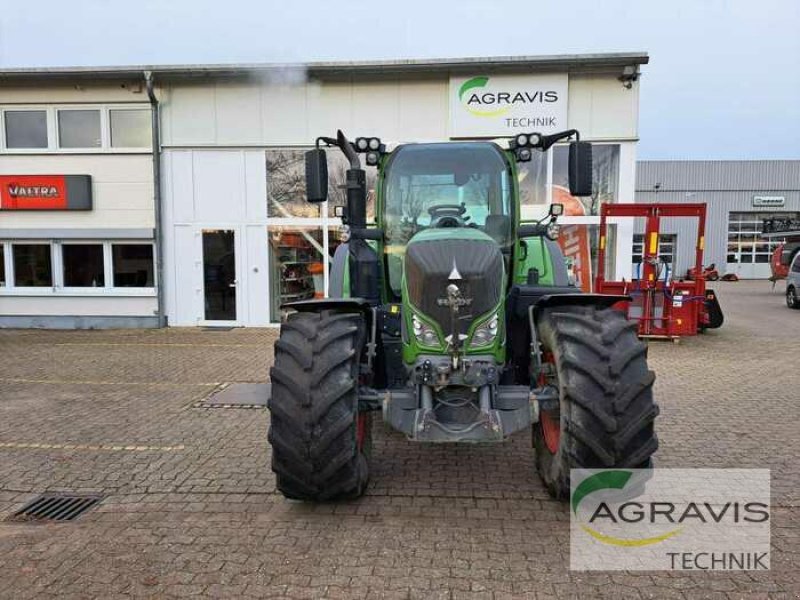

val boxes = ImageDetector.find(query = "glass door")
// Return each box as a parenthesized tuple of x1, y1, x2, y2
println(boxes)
(202, 229, 237, 322)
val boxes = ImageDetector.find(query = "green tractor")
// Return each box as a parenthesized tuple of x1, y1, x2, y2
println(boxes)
(268, 130, 658, 501)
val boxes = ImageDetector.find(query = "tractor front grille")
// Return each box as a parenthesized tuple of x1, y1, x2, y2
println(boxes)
(405, 237, 503, 336)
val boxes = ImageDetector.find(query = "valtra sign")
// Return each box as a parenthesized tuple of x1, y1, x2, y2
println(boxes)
(0, 175, 92, 210)
(449, 73, 568, 138)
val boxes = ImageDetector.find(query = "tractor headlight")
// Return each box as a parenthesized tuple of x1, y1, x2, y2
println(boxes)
(355, 137, 369, 151)
(368, 137, 381, 150)
(471, 313, 500, 348)
(515, 133, 529, 147)
(412, 314, 440, 347)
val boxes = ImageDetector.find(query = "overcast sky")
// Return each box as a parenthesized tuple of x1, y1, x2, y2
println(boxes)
(1, 0, 797, 160)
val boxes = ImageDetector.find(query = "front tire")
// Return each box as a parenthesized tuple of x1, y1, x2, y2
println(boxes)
(268, 311, 371, 501)
(533, 306, 658, 499)
(788, 287, 799, 309)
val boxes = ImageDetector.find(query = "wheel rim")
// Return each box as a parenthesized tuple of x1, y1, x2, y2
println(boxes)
(537, 351, 561, 454)
(356, 413, 368, 451)
(789, 290, 797, 307)
(540, 410, 561, 454)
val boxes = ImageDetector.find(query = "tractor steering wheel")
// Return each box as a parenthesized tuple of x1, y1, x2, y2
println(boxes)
(428, 203, 470, 228)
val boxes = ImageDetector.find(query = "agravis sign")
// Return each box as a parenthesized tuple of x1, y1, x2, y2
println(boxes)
(449, 73, 568, 138)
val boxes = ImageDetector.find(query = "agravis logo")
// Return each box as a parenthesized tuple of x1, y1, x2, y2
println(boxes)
(457, 76, 559, 118)
(570, 469, 771, 571)
(572, 470, 682, 547)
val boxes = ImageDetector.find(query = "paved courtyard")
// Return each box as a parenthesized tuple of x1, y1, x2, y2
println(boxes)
(0, 281, 798, 599)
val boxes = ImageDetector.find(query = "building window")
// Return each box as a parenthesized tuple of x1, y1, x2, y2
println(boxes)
(268, 227, 326, 322)
(632, 234, 677, 276)
(4, 110, 48, 149)
(58, 109, 102, 148)
(265, 148, 377, 219)
(110, 109, 150, 148)
(112, 244, 154, 287)
(62, 244, 105, 287)
(1, 105, 150, 153)
(727, 212, 798, 265)
(12, 244, 52, 287)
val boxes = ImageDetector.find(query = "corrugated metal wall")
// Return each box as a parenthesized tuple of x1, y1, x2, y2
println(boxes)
(635, 161, 800, 278)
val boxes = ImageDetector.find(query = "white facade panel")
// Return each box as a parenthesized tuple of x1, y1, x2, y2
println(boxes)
(169, 224, 201, 325)
(260, 84, 308, 145)
(163, 83, 216, 145)
(0, 82, 148, 105)
(192, 151, 246, 223)
(244, 151, 268, 221)
(397, 79, 449, 142)
(306, 81, 354, 143)
(0, 295, 156, 317)
(567, 75, 639, 140)
(214, 82, 262, 145)
(244, 224, 270, 326)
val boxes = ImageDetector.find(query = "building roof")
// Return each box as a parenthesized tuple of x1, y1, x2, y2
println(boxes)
(637, 160, 800, 192)
(0, 52, 648, 81)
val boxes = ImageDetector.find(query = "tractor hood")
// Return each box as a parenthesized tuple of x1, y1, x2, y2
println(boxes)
(403, 228, 504, 338)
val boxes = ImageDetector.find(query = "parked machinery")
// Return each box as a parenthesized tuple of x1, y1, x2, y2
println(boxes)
(594, 203, 724, 338)
(267, 130, 659, 501)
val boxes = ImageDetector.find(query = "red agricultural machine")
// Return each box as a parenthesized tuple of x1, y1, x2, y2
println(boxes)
(595, 203, 724, 339)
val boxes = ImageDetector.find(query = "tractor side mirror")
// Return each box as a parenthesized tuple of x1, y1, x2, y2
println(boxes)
(549, 203, 564, 217)
(568, 141, 593, 197)
(305, 148, 328, 203)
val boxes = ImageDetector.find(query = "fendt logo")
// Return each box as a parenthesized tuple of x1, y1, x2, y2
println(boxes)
(457, 76, 559, 117)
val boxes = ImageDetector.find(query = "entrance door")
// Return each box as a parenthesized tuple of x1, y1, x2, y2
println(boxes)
(202, 229, 237, 323)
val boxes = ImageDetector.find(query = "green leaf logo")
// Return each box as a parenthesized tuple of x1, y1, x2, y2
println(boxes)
(572, 470, 682, 547)
(572, 470, 633, 514)
(458, 76, 489, 101)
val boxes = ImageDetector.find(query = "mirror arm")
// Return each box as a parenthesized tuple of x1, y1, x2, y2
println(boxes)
(315, 136, 338, 149)
(539, 129, 579, 152)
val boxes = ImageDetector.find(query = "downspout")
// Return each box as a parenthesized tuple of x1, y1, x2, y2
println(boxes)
(145, 71, 166, 327)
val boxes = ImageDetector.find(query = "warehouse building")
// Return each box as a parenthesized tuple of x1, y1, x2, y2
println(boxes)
(1, 53, 647, 328)
(635, 161, 800, 280)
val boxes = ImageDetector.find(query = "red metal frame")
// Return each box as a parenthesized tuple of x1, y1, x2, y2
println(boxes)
(595, 203, 710, 338)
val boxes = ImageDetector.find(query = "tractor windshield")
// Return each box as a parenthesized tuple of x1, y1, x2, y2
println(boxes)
(382, 142, 512, 296)
(383, 142, 511, 239)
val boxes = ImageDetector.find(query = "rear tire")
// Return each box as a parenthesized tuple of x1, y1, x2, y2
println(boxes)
(268, 311, 371, 501)
(533, 306, 658, 499)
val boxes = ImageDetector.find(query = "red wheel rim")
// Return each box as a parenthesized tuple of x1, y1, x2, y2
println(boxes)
(537, 351, 560, 454)
(540, 410, 561, 454)
(356, 413, 368, 451)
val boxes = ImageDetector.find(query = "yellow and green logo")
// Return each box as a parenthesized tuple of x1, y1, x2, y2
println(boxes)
(458, 76, 511, 118)
(458, 76, 560, 118)
(572, 470, 682, 547)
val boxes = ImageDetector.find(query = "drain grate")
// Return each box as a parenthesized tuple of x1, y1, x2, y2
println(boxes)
(7, 494, 103, 523)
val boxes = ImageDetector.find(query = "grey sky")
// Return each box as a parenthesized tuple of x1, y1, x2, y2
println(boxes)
(1, 0, 797, 159)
